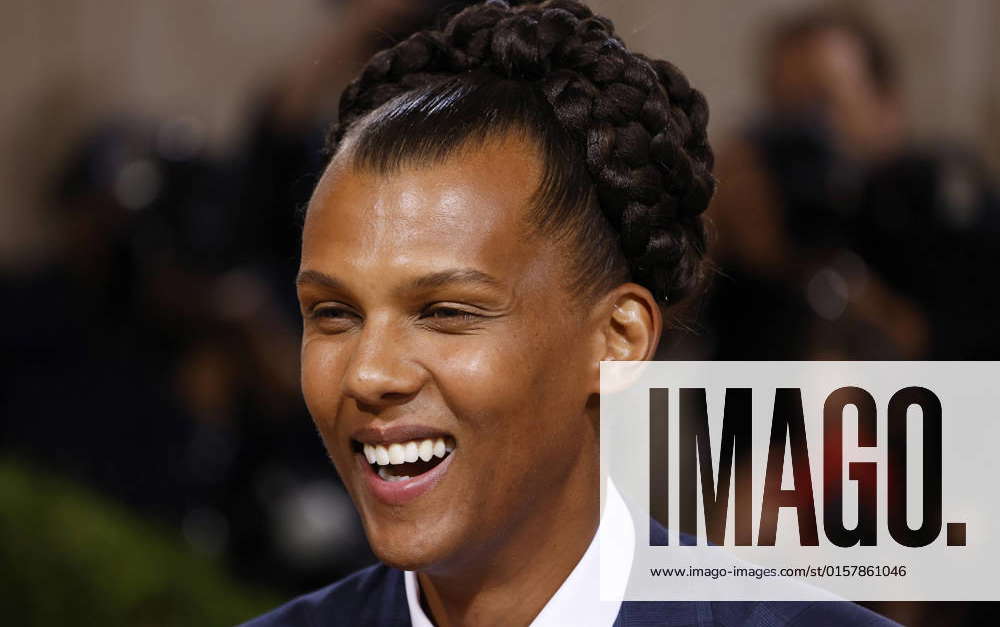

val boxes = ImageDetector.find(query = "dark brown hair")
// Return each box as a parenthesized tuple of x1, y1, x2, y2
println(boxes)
(327, 0, 715, 304)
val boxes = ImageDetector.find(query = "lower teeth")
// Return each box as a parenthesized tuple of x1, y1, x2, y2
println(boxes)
(377, 467, 412, 482)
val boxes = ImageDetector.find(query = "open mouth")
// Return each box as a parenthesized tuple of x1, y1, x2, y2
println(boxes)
(352, 436, 456, 482)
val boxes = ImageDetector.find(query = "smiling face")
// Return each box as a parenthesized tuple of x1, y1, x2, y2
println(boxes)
(297, 134, 606, 571)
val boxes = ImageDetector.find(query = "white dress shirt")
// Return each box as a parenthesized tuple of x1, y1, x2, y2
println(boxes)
(404, 478, 635, 627)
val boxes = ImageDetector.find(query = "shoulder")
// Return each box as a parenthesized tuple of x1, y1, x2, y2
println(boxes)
(711, 600, 899, 626)
(640, 520, 897, 626)
(239, 562, 410, 627)
(617, 600, 898, 627)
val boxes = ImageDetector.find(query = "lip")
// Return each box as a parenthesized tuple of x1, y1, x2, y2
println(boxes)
(351, 424, 454, 446)
(356, 448, 456, 506)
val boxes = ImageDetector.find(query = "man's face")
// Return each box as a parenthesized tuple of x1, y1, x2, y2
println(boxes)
(768, 28, 899, 159)
(297, 135, 602, 571)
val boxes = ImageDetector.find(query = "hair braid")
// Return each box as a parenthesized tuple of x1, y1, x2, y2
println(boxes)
(330, 0, 715, 304)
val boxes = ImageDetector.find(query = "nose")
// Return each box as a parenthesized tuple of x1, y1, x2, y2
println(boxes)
(342, 314, 425, 411)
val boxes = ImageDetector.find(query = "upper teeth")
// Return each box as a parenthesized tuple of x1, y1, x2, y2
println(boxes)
(363, 438, 453, 466)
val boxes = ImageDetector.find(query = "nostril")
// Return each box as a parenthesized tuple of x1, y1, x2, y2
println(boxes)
(355, 400, 381, 415)
(343, 352, 427, 409)
(382, 391, 412, 400)
(354, 392, 418, 414)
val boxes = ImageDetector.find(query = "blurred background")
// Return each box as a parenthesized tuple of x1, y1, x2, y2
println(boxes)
(0, 0, 996, 625)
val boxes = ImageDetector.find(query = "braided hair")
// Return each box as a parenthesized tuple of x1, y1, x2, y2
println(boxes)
(327, 0, 715, 305)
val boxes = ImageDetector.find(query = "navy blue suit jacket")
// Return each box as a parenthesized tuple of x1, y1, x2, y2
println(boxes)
(242, 521, 898, 626)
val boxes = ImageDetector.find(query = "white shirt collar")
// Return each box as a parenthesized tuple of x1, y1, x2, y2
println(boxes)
(404, 477, 635, 627)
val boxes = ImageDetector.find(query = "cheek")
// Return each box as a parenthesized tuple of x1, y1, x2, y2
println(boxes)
(427, 333, 541, 415)
(429, 320, 592, 446)
(437, 343, 514, 393)
(300, 337, 347, 437)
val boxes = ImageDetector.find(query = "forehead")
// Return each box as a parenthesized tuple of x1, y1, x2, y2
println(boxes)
(301, 136, 549, 283)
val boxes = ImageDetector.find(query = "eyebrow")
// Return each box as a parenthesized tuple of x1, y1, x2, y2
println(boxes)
(295, 268, 503, 293)
(295, 269, 345, 291)
(406, 268, 502, 291)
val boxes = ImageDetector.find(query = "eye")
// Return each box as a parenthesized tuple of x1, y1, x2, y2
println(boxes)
(313, 306, 352, 319)
(425, 306, 479, 320)
(420, 304, 487, 331)
(308, 304, 361, 332)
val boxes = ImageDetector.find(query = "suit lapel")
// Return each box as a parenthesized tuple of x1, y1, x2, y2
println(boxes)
(611, 519, 715, 626)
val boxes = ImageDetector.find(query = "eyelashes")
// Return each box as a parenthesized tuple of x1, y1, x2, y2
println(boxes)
(308, 306, 359, 333)
(312, 306, 358, 320)
(308, 303, 489, 333)
(421, 306, 483, 323)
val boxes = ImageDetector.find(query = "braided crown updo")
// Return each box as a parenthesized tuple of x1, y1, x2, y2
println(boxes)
(327, 0, 715, 305)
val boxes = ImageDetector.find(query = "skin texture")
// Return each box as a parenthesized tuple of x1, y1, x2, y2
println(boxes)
(297, 133, 660, 626)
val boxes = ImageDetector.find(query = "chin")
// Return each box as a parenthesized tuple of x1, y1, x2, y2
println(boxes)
(338, 432, 473, 572)
(364, 518, 459, 572)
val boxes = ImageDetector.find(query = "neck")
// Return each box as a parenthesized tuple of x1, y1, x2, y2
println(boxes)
(417, 459, 600, 627)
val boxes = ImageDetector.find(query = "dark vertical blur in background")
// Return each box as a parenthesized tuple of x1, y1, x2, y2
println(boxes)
(0, 1, 997, 625)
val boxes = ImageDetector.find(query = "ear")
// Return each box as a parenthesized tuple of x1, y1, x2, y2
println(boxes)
(588, 283, 662, 395)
